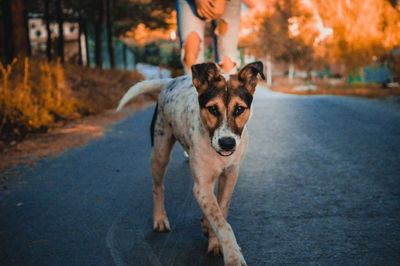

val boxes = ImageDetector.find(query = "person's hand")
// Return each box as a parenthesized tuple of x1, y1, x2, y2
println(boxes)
(194, 0, 226, 21)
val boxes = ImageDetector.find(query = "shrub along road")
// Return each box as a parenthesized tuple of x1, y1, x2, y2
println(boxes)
(0, 86, 399, 265)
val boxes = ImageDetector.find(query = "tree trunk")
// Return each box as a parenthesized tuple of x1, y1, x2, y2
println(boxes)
(24, 8, 31, 56)
(359, 67, 365, 83)
(2, 0, 13, 64)
(123, 43, 127, 69)
(106, 0, 114, 68)
(83, 21, 90, 67)
(56, 0, 64, 62)
(288, 59, 294, 85)
(95, 0, 104, 68)
(266, 54, 272, 86)
(9, 0, 29, 58)
(78, 17, 83, 66)
(44, 0, 52, 61)
(306, 66, 312, 83)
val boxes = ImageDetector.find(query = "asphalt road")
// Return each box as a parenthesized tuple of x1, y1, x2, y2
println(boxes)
(1, 87, 400, 265)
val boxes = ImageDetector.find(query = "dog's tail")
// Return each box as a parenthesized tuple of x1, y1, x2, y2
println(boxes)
(116, 79, 172, 112)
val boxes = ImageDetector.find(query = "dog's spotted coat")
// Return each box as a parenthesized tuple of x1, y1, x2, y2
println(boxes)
(118, 61, 264, 266)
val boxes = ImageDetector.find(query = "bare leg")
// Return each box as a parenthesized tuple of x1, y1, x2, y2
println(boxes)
(183, 31, 201, 71)
(221, 56, 236, 74)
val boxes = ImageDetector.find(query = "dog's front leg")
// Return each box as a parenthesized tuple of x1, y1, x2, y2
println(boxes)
(217, 165, 239, 223)
(193, 179, 246, 266)
(202, 166, 240, 256)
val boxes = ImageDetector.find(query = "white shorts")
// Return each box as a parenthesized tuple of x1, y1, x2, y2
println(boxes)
(176, 0, 242, 73)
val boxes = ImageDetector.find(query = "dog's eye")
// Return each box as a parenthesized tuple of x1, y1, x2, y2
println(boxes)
(234, 106, 246, 117)
(207, 105, 219, 116)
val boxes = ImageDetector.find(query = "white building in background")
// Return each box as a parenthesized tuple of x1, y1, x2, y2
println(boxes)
(28, 16, 87, 63)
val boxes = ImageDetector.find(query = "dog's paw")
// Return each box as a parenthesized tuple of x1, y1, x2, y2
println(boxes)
(207, 236, 222, 257)
(224, 244, 247, 266)
(200, 216, 211, 238)
(153, 215, 170, 232)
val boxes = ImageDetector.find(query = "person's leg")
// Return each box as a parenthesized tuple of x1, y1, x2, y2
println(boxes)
(176, 0, 205, 74)
(214, 0, 241, 74)
(183, 32, 201, 71)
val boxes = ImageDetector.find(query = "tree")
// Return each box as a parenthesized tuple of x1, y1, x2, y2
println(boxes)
(11, 0, 29, 58)
(106, 0, 114, 68)
(1, 0, 175, 67)
(64, 0, 94, 66)
(56, 0, 65, 62)
(2, 0, 13, 63)
(2, 0, 29, 61)
(241, 0, 317, 84)
(113, 0, 175, 37)
(242, 0, 400, 83)
(315, 0, 400, 78)
(44, 0, 52, 61)
(94, 0, 104, 68)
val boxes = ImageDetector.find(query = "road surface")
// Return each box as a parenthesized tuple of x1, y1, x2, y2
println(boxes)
(1, 87, 399, 265)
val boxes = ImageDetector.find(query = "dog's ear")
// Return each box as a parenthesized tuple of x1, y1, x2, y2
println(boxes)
(238, 61, 265, 95)
(191, 62, 220, 95)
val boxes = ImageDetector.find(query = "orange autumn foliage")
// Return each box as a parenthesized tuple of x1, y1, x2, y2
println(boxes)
(0, 58, 79, 139)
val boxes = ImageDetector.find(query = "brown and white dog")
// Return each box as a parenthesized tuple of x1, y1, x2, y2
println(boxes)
(117, 61, 264, 265)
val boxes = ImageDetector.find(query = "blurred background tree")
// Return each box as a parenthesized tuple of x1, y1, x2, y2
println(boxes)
(1, 0, 30, 61)
(0, 0, 399, 79)
(0, 0, 175, 68)
(315, 0, 400, 79)
(240, 0, 400, 84)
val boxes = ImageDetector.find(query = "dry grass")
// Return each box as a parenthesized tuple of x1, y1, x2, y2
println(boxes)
(63, 63, 144, 114)
(0, 58, 144, 143)
(0, 58, 78, 140)
(0, 58, 153, 181)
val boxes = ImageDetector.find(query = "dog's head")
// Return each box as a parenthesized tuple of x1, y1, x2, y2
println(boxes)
(191, 61, 265, 156)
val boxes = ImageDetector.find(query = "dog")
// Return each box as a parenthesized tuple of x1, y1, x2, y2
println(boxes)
(117, 61, 264, 265)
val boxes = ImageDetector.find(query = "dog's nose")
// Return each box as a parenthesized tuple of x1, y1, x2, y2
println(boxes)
(218, 137, 236, 151)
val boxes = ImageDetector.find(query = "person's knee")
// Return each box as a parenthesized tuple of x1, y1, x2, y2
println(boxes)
(221, 56, 235, 73)
(183, 31, 201, 69)
(215, 19, 228, 36)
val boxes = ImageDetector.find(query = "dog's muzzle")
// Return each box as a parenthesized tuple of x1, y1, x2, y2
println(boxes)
(218, 137, 236, 156)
